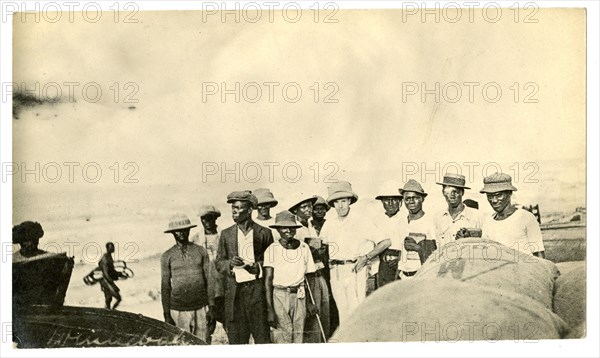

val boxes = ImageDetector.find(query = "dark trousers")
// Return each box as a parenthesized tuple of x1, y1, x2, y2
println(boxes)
(226, 280, 270, 344)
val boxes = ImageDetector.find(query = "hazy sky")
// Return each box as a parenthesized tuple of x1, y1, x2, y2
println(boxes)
(12, 9, 585, 190)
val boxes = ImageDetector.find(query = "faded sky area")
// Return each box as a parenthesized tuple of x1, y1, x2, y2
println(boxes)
(12, 9, 585, 199)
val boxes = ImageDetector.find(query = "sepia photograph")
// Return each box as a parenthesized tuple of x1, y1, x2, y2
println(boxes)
(1, 1, 598, 357)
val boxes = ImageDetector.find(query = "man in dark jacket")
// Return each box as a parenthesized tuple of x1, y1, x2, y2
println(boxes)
(215, 191, 273, 344)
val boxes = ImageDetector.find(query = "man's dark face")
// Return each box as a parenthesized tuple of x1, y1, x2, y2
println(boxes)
(106, 243, 115, 253)
(296, 201, 313, 221)
(380, 197, 401, 216)
(201, 215, 218, 232)
(21, 239, 39, 255)
(486, 191, 512, 213)
(442, 186, 464, 209)
(403, 192, 424, 214)
(232, 201, 252, 224)
(257, 203, 271, 218)
(172, 228, 190, 243)
(277, 227, 297, 241)
(312, 204, 328, 221)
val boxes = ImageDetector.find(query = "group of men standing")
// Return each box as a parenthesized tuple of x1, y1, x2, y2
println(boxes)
(159, 172, 546, 344)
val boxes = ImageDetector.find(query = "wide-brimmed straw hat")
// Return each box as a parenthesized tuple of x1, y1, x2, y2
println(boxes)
(327, 181, 359, 206)
(226, 190, 259, 209)
(254, 188, 278, 207)
(399, 179, 428, 197)
(375, 180, 404, 200)
(164, 213, 197, 233)
(269, 210, 302, 229)
(312, 195, 331, 211)
(479, 173, 518, 193)
(436, 173, 471, 190)
(198, 205, 221, 218)
(289, 195, 318, 214)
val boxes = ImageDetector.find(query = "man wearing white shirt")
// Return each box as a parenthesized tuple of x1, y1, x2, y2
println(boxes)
(398, 180, 437, 278)
(479, 173, 545, 257)
(433, 173, 482, 248)
(264, 211, 317, 343)
(320, 181, 390, 325)
(373, 182, 404, 288)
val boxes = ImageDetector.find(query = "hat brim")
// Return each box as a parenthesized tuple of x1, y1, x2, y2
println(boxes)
(313, 203, 331, 211)
(327, 192, 358, 206)
(199, 212, 221, 218)
(436, 182, 471, 190)
(227, 198, 257, 208)
(479, 185, 518, 194)
(269, 222, 303, 229)
(164, 224, 197, 233)
(289, 197, 318, 213)
(399, 189, 428, 198)
(375, 195, 403, 200)
(257, 199, 278, 207)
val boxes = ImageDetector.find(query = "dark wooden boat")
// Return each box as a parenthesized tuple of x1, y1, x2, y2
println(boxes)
(13, 252, 205, 348)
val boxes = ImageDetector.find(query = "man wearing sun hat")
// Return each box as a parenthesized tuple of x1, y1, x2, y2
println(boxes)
(479, 173, 545, 257)
(433, 173, 482, 248)
(161, 213, 213, 341)
(254, 188, 279, 230)
(311, 196, 330, 237)
(191, 204, 227, 344)
(397, 179, 436, 278)
(319, 181, 390, 325)
(372, 181, 405, 288)
(263, 210, 318, 343)
(289, 194, 331, 342)
(215, 190, 273, 344)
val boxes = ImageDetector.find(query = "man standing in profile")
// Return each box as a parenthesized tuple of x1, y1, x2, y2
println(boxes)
(161, 213, 213, 341)
(99, 242, 125, 310)
(215, 191, 273, 344)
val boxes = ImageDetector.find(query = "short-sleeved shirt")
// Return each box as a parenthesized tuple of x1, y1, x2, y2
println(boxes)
(397, 214, 436, 273)
(320, 212, 376, 261)
(433, 206, 482, 247)
(264, 240, 316, 287)
(481, 208, 545, 255)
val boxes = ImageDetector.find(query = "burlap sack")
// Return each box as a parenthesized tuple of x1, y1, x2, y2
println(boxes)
(332, 279, 568, 343)
(553, 261, 586, 335)
(414, 239, 559, 309)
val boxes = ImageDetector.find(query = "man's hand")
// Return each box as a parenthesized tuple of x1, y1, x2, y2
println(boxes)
(455, 228, 468, 239)
(244, 262, 259, 274)
(404, 237, 422, 252)
(307, 303, 319, 317)
(164, 312, 175, 326)
(230, 256, 245, 267)
(267, 309, 278, 328)
(352, 255, 369, 273)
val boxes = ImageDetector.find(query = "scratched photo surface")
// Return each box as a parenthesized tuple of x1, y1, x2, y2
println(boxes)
(9, 5, 586, 351)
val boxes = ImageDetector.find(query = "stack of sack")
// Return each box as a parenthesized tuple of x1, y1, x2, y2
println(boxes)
(333, 239, 583, 342)
(553, 261, 586, 338)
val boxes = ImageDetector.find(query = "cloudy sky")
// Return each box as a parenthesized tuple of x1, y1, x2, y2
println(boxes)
(12, 9, 585, 194)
